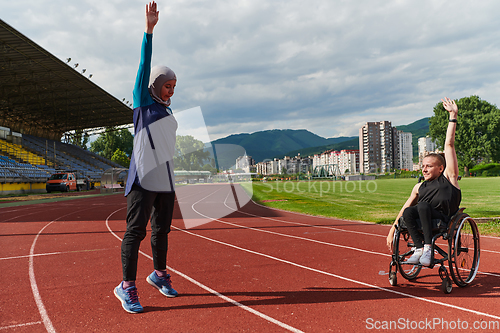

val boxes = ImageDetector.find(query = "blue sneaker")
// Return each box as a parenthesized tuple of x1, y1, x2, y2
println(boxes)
(114, 282, 144, 314)
(146, 272, 178, 297)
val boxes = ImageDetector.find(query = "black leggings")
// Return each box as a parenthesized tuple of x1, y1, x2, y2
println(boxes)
(402, 201, 446, 248)
(121, 184, 176, 281)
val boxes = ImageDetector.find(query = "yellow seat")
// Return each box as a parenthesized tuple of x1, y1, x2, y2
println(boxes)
(0, 139, 46, 165)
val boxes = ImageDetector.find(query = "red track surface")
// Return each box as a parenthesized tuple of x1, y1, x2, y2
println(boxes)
(2, 184, 500, 332)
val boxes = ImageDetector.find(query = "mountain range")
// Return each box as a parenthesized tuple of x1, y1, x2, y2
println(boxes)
(211, 117, 430, 164)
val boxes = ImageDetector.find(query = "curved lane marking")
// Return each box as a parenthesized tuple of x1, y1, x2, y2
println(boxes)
(218, 186, 500, 277)
(104, 206, 304, 333)
(184, 185, 500, 320)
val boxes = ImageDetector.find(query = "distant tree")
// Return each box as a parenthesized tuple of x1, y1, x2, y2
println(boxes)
(67, 129, 89, 149)
(111, 148, 130, 167)
(174, 135, 211, 171)
(117, 129, 134, 157)
(202, 163, 218, 174)
(429, 95, 500, 175)
(89, 127, 134, 160)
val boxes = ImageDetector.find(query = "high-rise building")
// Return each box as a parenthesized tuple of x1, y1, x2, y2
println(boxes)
(359, 121, 412, 173)
(418, 136, 438, 166)
(418, 136, 437, 156)
(397, 131, 413, 170)
(379, 121, 394, 173)
(359, 122, 381, 174)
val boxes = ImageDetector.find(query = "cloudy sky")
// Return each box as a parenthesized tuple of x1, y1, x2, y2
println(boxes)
(2, 0, 500, 141)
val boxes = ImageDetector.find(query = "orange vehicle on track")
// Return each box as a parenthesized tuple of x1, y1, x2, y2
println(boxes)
(46, 171, 86, 193)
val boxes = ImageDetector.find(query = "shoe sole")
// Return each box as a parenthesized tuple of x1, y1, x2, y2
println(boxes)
(146, 276, 178, 297)
(114, 288, 143, 314)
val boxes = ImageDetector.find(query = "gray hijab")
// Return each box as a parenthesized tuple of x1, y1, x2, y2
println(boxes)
(149, 65, 176, 107)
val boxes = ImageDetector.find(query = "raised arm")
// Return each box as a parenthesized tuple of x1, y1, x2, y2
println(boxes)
(145, 1, 159, 34)
(133, 2, 159, 109)
(441, 97, 460, 189)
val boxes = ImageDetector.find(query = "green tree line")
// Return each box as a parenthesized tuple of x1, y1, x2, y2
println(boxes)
(89, 128, 216, 172)
(429, 95, 500, 175)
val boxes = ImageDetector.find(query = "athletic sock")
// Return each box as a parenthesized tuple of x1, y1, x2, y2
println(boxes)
(155, 270, 167, 278)
(122, 281, 136, 289)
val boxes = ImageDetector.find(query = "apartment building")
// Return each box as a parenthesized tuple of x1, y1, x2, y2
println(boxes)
(256, 155, 312, 176)
(418, 136, 437, 159)
(338, 149, 360, 174)
(397, 131, 413, 170)
(235, 154, 255, 173)
(359, 121, 412, 173)
(359, 121, 385, 173)
(313, 149, 359, 175)
(418, 136, 437, 155)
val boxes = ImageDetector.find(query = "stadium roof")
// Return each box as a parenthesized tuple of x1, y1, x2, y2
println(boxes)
(0, 19, 133, 140)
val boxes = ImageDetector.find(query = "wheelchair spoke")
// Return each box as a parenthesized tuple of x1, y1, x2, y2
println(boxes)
(449, 216, 480, 287)
(395, 230, 421, 280)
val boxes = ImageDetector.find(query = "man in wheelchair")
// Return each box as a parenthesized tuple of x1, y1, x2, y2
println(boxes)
(386, 97, 461, 267)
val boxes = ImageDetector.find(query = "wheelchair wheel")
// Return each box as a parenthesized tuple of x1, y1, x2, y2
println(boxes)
(448, 214, 480, 287)
(389, 272, 397, 286)
(394, 229, 422, 280)
(441, 278, 453, 294)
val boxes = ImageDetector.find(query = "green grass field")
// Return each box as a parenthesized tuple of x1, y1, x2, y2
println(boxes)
(244, 177, 500, 235)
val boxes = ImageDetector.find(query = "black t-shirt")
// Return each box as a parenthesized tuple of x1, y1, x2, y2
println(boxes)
(418, 174, 461, 217)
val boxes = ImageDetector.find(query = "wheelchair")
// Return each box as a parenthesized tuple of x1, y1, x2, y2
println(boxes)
(388, 208, 480, 294)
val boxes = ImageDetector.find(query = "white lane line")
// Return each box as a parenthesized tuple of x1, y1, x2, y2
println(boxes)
(28, 207, 94, 333)
(1, 248, 114, 261)
(104, 207, 304, 333)
(230, 195, 386, 238)
(251, 197, 376, 224)
(0, 321, 42, 330)
(29, 222, 57, 333)
(0, 207, 60, 223)
(219, 187, 500, 277)
(185, 187, 500, 320)
(219, 211, 390, 257)
(251, 194, 500, 249)
(174, 224, 500, 321)
(188, 190, 392, 258)
(481, 249, 500, 255)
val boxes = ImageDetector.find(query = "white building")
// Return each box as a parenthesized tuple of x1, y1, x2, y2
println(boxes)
(418, 136, 437, 156)
(313, 149, 359, 175)
(235, 154, 255, 173)
(418, 136, 438, 167)
(256, 156, 311, 176)
(338, 149, 360, 174)
(397, 131, 413, 170)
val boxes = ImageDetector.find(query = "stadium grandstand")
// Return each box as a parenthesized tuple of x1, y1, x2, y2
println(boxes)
(0, 19, 131, 194)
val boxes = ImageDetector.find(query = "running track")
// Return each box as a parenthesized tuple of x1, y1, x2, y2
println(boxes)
(2, 183, 500, 332)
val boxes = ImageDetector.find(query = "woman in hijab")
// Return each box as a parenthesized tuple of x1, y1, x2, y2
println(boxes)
(115, 1, 178, 314)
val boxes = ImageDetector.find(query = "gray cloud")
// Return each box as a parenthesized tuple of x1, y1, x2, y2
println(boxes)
(2, 0, 500, 140)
